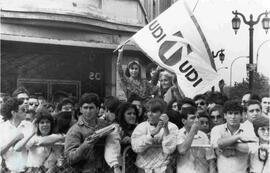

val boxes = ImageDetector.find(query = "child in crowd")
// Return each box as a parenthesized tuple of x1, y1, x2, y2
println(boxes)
(131, 98, 178, 173)
(250, 115, 269, 173)
(25, 110, 64, 173)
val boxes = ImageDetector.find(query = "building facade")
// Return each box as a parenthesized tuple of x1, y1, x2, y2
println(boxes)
(1, 0, 174, 101)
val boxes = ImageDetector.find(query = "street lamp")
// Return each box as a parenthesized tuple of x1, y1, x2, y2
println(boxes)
(231, 10, 270, 91)
(256, 39, 270, 71)
(230, 56, 249, 88)
(212, 49, 225, 63)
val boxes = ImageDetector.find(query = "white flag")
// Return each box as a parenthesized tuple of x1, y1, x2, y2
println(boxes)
(129, 0, 220, 98)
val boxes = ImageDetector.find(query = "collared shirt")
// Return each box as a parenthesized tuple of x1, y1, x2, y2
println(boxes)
(131, 121, 178, 173)
(176, 128, 215, 173)
(210, 123, 252, 173)
(65, 116, 112, 173)
(0, 120, 33, 171)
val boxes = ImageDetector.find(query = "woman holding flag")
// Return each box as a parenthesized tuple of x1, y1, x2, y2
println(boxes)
(117, 47, 155, 102)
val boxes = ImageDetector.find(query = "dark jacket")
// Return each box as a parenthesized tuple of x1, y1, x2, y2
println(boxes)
(65, 116, 110, 173)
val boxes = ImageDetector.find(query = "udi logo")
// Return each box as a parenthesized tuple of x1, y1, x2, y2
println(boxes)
(158, 31, 192, 66)
(148, 20, 203, 87)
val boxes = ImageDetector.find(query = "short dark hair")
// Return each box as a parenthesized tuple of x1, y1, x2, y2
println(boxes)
(57, 98, 74, 111)
(180, 106, 197, 120)
(1, 97, 23, 121)
(209, 104, 224, 116)
(223, 100, 243, 114)
(104, 96, 120, 114)
(245, 99, 262, 111)
(12, 87, 29, 97)
(253, 115, 269, 137)
(127, 93, 143, 103)
(193, 94, 207, 102)
(145, 98, 167, 113)
(179, 97, 196, 108)
(35, 110, 54, 136)
(198, 112, 210, 121)
(79, 93, 100, 107)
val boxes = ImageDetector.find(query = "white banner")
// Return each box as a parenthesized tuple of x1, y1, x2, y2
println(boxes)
(129, 0, 220, 98)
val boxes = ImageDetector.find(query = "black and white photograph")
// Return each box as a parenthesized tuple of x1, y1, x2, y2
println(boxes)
(0, 0, 269, 172)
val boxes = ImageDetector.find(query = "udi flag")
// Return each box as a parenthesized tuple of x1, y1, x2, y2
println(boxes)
(125, 0, 221, 98)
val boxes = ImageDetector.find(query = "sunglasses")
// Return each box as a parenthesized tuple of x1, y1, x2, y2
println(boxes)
(196, 102, 206, 106)
(29, 103, 39, 107)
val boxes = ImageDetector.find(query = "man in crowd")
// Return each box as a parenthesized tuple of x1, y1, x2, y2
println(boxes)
(242, 99, 263, 139)
(12, 86, 30, 107)
(28, 95, 39, 112)
(131, 98, 178, 173)
(261, 95, 270, 116)
(211, 100, 256, 173)
(177, 107, 216, 173)
(65, 93, 120, 173)
(209, 105, 225, 127)
(193, 94, 208, 114)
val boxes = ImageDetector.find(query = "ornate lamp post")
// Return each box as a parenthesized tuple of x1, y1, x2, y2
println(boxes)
(212, 49, 225, 63)
(231, 10, 270, 91)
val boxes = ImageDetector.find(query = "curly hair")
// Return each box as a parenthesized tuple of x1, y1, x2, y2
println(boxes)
(79, 93, 100, 107)
(35, 110, 54, 136)
(223, 100, 243, 114)
(1, 97, 23, 121)
(117, 102, 138, 131)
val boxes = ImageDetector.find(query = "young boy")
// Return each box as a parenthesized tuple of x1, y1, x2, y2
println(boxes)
(250, 115, 269, 173)
(131, 98, 178, 173)
(177, 107, 216, 173)
(211, 100, 256, 173)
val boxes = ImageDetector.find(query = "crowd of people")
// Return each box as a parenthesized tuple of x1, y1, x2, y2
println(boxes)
(0, 48, 269, 173)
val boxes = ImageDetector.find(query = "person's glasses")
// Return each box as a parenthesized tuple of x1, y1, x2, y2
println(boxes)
(29, 103, 39, 107)
(196, 102, 205, 106)
(211, 114, 221, 118)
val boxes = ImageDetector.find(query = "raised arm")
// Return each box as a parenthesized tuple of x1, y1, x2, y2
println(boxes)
(162, 122, 178, 154)
(177, 119, 200, 154)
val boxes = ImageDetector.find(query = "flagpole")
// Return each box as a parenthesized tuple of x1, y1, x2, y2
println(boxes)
(113, 39, 130, 53)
